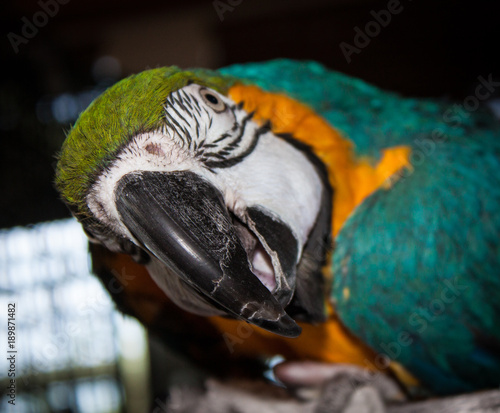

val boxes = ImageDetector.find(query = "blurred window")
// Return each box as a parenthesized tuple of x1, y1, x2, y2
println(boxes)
(0, 219, 149, 413)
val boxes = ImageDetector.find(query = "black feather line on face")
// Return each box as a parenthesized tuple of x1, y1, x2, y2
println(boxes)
(167, 100, 191, 130)
(213, 133, 231, 144)
(203, 152, 227, 161)
(203, 119, 267, 169)
(163, 88, 261, 169)
(191, 112, 200, 140)
(211, 106, 240, 145)
(191, 95, 203, 113)
(164, 91, 203, 148)
(176, 90, 194, 111)
(180, 125, 193, 148)
(164, 110, 183, 138)
(192, 101, 203, 117)
(218, 110, 254, 152)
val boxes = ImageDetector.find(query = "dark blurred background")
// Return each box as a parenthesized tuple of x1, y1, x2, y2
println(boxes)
(1, 0, 500, 229)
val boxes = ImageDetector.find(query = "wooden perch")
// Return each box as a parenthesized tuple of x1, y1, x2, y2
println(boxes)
(388, 389, 500, 413)
(161, 379, 500, 413)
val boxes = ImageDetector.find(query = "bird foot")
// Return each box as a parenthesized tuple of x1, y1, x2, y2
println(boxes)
(274, 361, 405, 413)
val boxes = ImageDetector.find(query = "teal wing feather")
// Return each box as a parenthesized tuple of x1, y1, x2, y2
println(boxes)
(331, 132, 500, 394)
(221, 59, 500, 394)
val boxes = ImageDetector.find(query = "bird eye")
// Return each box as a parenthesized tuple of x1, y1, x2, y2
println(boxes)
(200, 88, 226, 113)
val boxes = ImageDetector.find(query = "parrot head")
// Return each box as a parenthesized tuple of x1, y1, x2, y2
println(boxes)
(56, 67, 332, 338)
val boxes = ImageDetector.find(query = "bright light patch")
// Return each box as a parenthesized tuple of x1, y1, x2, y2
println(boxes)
(0, 218, 149, 412)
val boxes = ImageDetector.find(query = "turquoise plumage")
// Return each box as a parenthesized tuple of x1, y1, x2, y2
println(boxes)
(221, 60, 500, 394)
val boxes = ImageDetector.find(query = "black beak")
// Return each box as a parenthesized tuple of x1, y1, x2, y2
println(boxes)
(114, 170, 301, 338)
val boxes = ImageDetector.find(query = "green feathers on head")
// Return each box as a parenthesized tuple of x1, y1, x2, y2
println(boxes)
(55, 66, 236, 218)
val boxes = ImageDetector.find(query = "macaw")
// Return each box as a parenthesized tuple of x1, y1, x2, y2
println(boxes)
(55, 60, 500, 400)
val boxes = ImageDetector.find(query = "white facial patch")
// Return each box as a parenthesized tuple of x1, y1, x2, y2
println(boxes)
(163, 84, 262, 164)
(211, 130, 324, 258)
(86, 131, 199, 239)
(86, 83, 262, 239)
(87, 82, 324, 264)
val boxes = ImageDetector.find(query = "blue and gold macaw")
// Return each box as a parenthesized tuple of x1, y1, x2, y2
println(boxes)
(55, 60, 500, 398)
